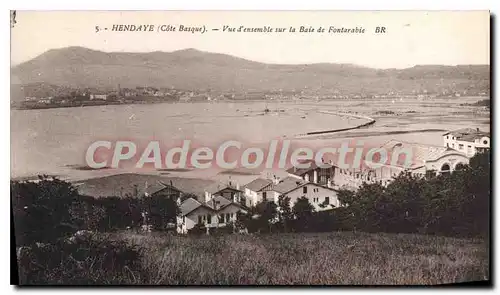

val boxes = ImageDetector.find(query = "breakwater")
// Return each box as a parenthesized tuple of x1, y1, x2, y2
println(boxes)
(296, 110, 376, 137)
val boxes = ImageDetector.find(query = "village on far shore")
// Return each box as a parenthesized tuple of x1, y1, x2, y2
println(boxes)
(14, 81, 490, 110)
(69, 127, 490, 234)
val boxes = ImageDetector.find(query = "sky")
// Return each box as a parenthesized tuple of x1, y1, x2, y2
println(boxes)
(10, 10, 490, 69)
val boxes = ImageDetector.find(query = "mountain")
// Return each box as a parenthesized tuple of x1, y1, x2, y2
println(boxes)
(11, 46, 490, 97)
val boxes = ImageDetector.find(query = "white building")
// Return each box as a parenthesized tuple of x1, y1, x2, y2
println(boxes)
(246, 176, 339, 212)
(265, 176, 307, 204)
(331, 140, 471, 190)
(443, 128, 490, 157)
(89, 94, 108, 100)
(278, 182, 341, 211)
(243, 178, 274, 207)
(177, 195, 246, 234)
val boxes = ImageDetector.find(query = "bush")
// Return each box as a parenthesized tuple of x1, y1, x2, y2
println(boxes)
(16, 232, 146, 285)
(11, 176, 80, 246)
(336, 150, 491, 238)
(187, 224, 207, 236)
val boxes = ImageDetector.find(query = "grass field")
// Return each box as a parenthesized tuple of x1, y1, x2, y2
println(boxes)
(117, 231, 489, 285)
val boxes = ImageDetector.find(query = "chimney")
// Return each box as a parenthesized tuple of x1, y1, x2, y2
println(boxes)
(313, 170, 318, 184)
(236, 182, 240, 190)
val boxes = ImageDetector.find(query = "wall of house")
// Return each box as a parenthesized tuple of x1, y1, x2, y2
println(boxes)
(216, 204, 241, 225)
(284, 184, 340, 211)
(266, 190, 281, 204)
(244, 188, 259, 207)
(332, 166, 401, 189)
(443, 135, 490, 157)
(178, 204, 244, 233)
(425, 153, 469, 174)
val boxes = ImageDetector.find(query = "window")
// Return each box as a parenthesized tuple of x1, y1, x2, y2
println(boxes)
(459, 144, 464, 150)
(446, 136, 449, 139)
(262, 191, 267, 201)
(226, 213, 230, 221)
(325, 197, 330, 204)
(198, 216, 203, 224)
(207, 214, 212, 224)
(446, 143, 449, 147)
(219, 214, 225, 223)
(303, 186, 308, 193)
(483, 140, 488, 145)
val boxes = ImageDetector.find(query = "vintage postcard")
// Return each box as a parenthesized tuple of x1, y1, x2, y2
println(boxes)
(11, 11, 490, 286)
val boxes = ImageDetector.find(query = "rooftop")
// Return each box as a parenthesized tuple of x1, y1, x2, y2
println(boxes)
(270, 176, 306, 194)
(179, 195, 242, 216)
(380, 140, 464, 168)
(179, 197, 202, 216)
(243, 178, 273, 192)
(443, 128, 490, 142)
(286, 160, 320, 176)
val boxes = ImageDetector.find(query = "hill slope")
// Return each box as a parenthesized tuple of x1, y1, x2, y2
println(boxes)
(11, 46, 490, 95)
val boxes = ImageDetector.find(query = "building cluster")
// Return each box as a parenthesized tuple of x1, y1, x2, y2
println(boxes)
(113, 127, 489, 234)
(22, 83, 491, 109)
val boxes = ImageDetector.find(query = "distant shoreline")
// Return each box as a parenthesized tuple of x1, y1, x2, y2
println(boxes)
(11, 95, 491, 111)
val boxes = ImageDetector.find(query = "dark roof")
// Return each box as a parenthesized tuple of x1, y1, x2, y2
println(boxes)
(179, 195, 243, 216)
(179, 198, 202, 216)
(205, 182, 243, 194)
(138, 181, 182, 197)
(243, 178, 273, 192)
(270, 176, 306, 194)
(443, 128, 490, 142)
(205, 195, 231, 209)
(286, 160, 319, 176)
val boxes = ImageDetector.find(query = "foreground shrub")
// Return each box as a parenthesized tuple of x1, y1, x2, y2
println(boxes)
(11, 176, 80, 246)
(16, 232, 146, 285)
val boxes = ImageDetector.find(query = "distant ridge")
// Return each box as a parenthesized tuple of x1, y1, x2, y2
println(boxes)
(11, 46, 490, 97)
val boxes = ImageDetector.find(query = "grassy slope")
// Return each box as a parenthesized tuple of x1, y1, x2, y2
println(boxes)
(118, 231, 488, 285)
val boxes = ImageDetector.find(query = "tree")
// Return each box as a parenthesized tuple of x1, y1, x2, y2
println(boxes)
(277, 195, 293, 232)
(69, 195, 106, 231)
(11, 176, 80, 246)
(143, 195, 180, 231)
(254, 201, 278, 233)
(292, 197, 315, 232)
(337, 182, 386, 232)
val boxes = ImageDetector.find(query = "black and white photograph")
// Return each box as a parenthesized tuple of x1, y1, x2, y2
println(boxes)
(10, 10, 491, 286)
